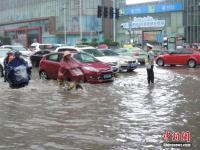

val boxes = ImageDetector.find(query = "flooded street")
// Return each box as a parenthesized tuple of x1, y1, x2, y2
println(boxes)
(0, 66, 199, 150)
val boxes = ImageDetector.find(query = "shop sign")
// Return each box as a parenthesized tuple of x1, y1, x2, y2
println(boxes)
(124, 2, 183, 15)
(121, 16, 165, 29)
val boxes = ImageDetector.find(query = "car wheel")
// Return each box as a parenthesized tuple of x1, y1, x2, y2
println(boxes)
(40, 71, 48, 80)
(140, 62, 145, 65)
(157, 58, 164, 66)
(188, 59, 196, 68)
(127, 69, 134, 72)
(170, 64, 176, 67)
(0, 65, 3, 77)
(32, 61, 36, 67)
(32, 61, 38, 67)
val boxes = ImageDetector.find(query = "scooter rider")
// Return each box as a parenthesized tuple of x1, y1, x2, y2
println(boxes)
(6, 51, 31, 88)
(57, 51, 83, 90)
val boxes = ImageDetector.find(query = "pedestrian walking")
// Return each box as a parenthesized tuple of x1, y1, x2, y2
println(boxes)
(145, 43, 155, 84)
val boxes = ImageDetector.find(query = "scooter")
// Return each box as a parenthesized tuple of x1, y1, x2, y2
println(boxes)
(6, 65, 31, 89)
(58, 67, 84, 91)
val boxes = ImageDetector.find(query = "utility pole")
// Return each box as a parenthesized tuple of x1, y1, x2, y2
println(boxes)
(63, 4, 67, 45)
(79, 0, 83, 42)
(128, 17, 132, 44)
(113, 0, 116, 42)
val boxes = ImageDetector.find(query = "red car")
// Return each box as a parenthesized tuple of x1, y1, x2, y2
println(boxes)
(39, 52, 114, 83)
(156, 49, 200, 68)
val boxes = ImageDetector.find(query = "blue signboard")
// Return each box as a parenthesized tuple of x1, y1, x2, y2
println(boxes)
(124, 2, 183, 15)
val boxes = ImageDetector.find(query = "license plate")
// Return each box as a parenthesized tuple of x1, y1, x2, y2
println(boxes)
(112, 67, 118, 72)
(103, 74, 112, 79)
(128, 63, 134, 68)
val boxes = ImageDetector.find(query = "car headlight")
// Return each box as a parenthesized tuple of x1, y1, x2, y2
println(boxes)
(119, 60, 126, 64)
(108, 62, 118, 66)
(83, 66, 99, 72)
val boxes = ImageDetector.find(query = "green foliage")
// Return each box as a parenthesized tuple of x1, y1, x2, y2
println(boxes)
(81, 38, 87, 43)
(77, 38, 119, 48)
(103, 38, 119, 47)
(90, 38, 98, 47)
(0, 37, 11, 45)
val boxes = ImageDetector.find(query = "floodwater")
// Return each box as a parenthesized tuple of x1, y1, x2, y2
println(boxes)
(0, 66, 199, 150)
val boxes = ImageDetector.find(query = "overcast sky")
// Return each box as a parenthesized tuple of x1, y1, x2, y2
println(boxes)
(126, 0, 161, 5)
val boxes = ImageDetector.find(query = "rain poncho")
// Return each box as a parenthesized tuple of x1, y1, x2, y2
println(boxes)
(6, 58, 30, 88)
(57, 57, 84, 82)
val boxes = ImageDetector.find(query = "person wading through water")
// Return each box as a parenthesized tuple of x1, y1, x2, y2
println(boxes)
(145, 43, 155, 85)
(57, 51, 83, 90)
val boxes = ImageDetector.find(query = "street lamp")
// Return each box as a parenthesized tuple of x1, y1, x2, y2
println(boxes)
(79, 0, 83, 42)
(113, 0, 116, 42)
(128, 16, 132, 44)
(63, 4, 67, 45)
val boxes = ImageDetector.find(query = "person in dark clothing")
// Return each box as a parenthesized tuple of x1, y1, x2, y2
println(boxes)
(6, 51, 30, 88)
(0, 40, 3, 47)
(3, 51, 14, 82)
(145, 43, 155, 84)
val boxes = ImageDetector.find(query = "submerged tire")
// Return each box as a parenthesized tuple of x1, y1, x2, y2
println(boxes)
(188, 59, 196, 68)
(157, 58, 164, 66)
(40, 71, 48, 80)
(127, 69, 134, 72)
(32, 61, 37, 67)
(0, 65, 3, 77)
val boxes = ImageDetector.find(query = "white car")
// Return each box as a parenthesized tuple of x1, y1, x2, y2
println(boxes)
(0, 48, 32, 77)
(1, 45, 33, 56)
(55, 45, 120, 73)
(99, 49, 138, 72)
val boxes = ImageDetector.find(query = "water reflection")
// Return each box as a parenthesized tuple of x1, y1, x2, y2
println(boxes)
(0, 67, 199, 149)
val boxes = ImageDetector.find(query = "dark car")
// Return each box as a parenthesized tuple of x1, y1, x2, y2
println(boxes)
(30, 50, 51, 67)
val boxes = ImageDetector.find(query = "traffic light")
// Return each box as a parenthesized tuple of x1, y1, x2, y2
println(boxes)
(163, 37, 168, 49)
(97, 6, 102, 18)
(104, 7, 108, 18)
(115, 8, 119, 19)
(109, 7, 113, 19)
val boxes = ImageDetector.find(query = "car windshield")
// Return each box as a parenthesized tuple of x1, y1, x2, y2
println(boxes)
(0, 50, 9, 58)
(10, 46, 28, 51)
(115, 48, 128, 53)
(73, 53, 98, 63)
(168, 49, 176, 53)
(39, 45, 56, 50)
(82, 49, 105, 57)
(102, 50, 119, 56)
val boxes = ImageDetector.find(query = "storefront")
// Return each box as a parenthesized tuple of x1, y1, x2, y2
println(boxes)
(116, 1, 185, 48)
(0, 0, 105, 47)
(4, 27, 42, 47)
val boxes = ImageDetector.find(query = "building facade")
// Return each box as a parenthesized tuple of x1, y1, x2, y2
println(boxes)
(116, 0, 200, 47)
(0, 0, 113, 47)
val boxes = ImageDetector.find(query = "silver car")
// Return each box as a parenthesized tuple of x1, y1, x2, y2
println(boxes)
(99, 49, 138, 72)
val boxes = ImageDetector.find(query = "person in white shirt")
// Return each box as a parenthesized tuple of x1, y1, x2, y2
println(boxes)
(145, 43, 155, 84)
